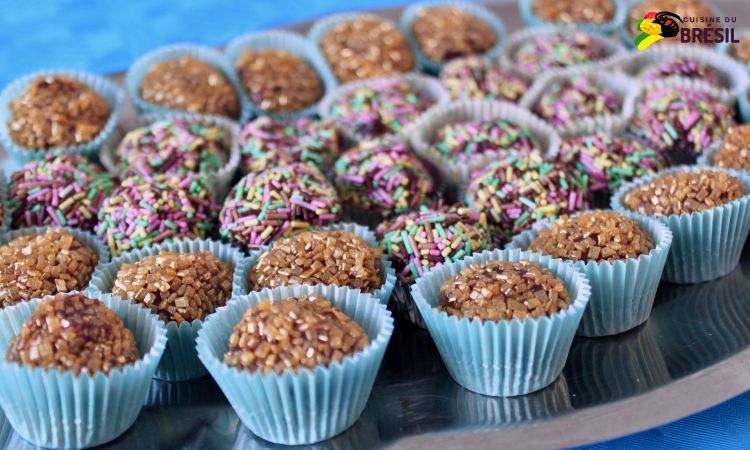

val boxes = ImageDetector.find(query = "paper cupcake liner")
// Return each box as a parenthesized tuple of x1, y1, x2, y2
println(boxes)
(0, 69, 124, 164)
(0, 172, 8, 233)
(0, 291, 167, 449)
(125, 44, 249, 122)
(318, 73, 450, 144)
(399, 1, 507, 75)
(197, 284, 394, 445)
(411, 248, 591, 396)
(99, 112, 241, 200)
(508, 211, 673, 336)
(89, 238, 250, 381)
(611, 166, 750, 284)
(717, 27, 750, 75)
(518, 0, 627, 34)
(499, 25, 625, 79)
(224, 30, 338, 122)
(620, 1, 723, 48)
(236, 223, 396, 305)
(408, 98, 562, 194)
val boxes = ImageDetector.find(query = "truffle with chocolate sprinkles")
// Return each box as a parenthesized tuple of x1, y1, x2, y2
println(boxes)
(712, 125, 750, 170)
(529, 211, 654, 263)
(6, 293, 139, 375)
(224, 294, 369, 374)
(410, 6, 497, 63)
(532, 0, 615, 24)
(440, 56, 530, 102)
(439, 260, 571, 321)
(429, 118, 543, 163)
(512, 30, 609, 77)
(638, 57, 722, 85)
(219, 163, 341, 251)
(534, 76, 621, 127)
(622, 169, 746, 216)
(9, 154, 115, 231)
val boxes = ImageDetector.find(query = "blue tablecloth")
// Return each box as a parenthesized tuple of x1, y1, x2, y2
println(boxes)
(1, 1, 749, 448)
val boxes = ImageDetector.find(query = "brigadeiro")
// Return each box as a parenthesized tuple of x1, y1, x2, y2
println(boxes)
(712, 125, 750, 170)
(465, 154, 589, 244)
(334, 139, 434, 218)
(531, 0, 616, 25)
(409, 6, 497, 64)
(638, 57, 722, 85)
(250, 230, 382, 293)
(533, 76, 621, 127)
(7, 75, 111, 150)
(511, 29, 610, 77)
(627, 0, 713, 41)
(9, 154, 115, 231)
(139, 55, 240, 118)
(440, 56, 530, 102)
(238, 116, 340, 175)
(318, 17, 414, 83)
(115, 118, 229, 178)
(224, 293, 369, 373)
(6, 293, 139, 375)
(729, 33, 750, 65)
(0, 229, 99, 308)
(235, 49, 324, 113)
(96, 174, 217, 256)
(219, 163, 341, 251)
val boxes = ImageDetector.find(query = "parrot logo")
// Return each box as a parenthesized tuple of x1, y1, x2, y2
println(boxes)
(635, 11, 684, 50)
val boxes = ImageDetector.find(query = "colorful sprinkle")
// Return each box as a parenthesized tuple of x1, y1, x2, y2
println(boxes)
(534, 76, 621, 126)
(638, 57, 722, 85)
(440, 56, 530, 102)
(513, 30, 609, 76)
(430, 118, 543, 163)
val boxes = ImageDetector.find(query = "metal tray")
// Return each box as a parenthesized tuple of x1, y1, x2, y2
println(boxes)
(1, 1, 750, 448)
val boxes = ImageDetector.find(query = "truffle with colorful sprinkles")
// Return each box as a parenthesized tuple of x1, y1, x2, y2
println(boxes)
(533, 76, 621, 127)
(465, 154, 589, 243)
(115, 118, 228, 178)
(440, 56, 530, 102)
(637, 57, 722, 85)
(334, 139, 434, 217)
(328, 78, 433, 140)
(9, 154, 115, 231)
(512, 30, 609, 76)
(238, 116, 340, 175)
(219, 163, 341, 251)
(96, 174, 217, 256)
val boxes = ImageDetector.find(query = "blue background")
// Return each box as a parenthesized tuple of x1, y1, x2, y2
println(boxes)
(1, 0, 749, 448)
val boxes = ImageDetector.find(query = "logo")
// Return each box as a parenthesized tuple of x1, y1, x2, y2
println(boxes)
(634, 11, 740, 50)
(635, 11, 682, 50)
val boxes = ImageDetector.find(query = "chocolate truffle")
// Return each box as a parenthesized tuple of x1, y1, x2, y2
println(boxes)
(533, 76, 621, 127)
(115, 118, 229, 178)
(638, 57, 722, 85)
(622, 169, 746, 216)
(529, 211, 654, 262)
(0, 229, 99, 308)
(224, 294, 369, 374)
(334, 139, 434, 217)
(329, 78, 433, 140)
(377, 206, 491, 285)
(713, 125, 750, 170)
(219, 163, 341, 250)
(513, 30, 609, 76)
(465, 154, 589, 243)
(250, 230, 382, 293)
(235, 49, 324, 113)
(238, 117, 340, 175)
(532, 0, 616, 24)
(439, 260, 571, 321)
(440, 56, 530, 102)
(96, 174, 217, 256)
(555, 131, 666, 194)
(8, 75, 110, 150)
(731, 33, 750, 65)
(429, 118, 543, 163)
(6, 293, 139, 375)
(112, 251, 233, 324)
(9, 154, 115, 231)
(628, 0, 713, 40)
(411, 6, 496, 63)
(140, 55, 239, 118)
(320, 18, 414, 83)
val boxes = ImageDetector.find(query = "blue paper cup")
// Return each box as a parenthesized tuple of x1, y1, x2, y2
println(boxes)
(411, 248, 591, 396)
(197, 284, 394, 445)
(399, 1, 507, 75)
(0, 291, 167, 449)
(508, 211, 673, 336)
(225, 30, 338, 121)
(88, 238, 251, 381)
(0, 69, 124, 164)
(0, 172, 8, 232)
(125, 44, 249, 121)
(518, 0, 626, 34)
(612, 166, 750, 284)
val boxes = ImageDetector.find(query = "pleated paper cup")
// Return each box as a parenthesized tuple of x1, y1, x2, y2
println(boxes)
(89, 238, 250, 381)
(0, 291, 167, 449)
(508, 211, 673, 336)
(196, 284, 394, 445)
(518, 0, 627, 34)
(611, 166, 750, 284)
(411, 248, 591, 397)
(0, 69, 124, 164)
(399, 1, 507, 74)
(0, 172, 8, 232)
